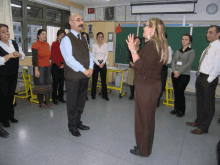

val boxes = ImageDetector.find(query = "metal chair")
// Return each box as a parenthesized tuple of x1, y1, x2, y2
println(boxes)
(163, 68, 174, 106)
(27, 65, 52, 104)
(27, 65, 39, 103)
(15, 64, 30, 99)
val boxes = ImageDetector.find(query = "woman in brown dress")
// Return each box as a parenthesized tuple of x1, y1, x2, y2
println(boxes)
(126, 18, 169, 157)
(127, 37, 142, 100)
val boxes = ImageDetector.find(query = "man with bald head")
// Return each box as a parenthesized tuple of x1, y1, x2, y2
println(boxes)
(60, 13, 93, 137)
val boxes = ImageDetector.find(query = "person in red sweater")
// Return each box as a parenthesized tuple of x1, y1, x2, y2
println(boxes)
(32, 29, 53, 109)
(51, 30, 66, 104)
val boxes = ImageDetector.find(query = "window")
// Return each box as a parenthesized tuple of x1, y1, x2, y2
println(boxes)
(11, 0, 70, 55)
(11, 0, 22, 17)
(65, 11, 70, 28)
(27, 24, 42, 52)
(13, 22, 22, 48)
(27, 6, 43, 19)
(27, 27, 31, 33)
(47, 8, 61, 24)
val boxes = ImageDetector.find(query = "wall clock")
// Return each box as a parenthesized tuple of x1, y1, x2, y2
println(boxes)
(206, 3, 218, 15)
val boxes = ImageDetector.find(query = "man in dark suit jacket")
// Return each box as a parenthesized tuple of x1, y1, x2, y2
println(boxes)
(60, 13, 94, 137)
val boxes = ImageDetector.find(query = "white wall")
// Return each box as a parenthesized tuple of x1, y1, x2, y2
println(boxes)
(84, 0, 220, 22)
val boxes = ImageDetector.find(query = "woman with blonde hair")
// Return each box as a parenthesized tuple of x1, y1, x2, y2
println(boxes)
(126, 18, 169, 157)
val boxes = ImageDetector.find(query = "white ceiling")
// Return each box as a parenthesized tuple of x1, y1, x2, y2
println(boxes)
(70, 0, 197, 7)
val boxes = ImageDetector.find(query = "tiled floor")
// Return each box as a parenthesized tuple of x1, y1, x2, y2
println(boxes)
(0, 85, 220, 165)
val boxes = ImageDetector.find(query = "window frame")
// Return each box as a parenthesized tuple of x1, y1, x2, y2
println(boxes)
(12, 0, 70, 56)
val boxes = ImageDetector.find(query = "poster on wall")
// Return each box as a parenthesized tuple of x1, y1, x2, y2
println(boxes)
(105, 7, 114, 20)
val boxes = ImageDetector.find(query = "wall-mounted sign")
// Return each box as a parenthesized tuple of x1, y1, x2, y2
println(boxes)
(88, 8, 95, 14)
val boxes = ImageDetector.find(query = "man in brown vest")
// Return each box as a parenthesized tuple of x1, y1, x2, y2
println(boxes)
(60, 13, 94, 137)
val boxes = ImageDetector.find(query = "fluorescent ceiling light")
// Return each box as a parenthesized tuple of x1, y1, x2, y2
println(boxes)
(11, 4, 21, 8)
(11, 4, 31, 9)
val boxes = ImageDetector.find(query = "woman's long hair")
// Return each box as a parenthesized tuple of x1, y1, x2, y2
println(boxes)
(81, 32, 89, 45)
(148, 18, 169, 64)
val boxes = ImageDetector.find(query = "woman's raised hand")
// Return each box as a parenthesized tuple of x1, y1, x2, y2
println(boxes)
(126, 34, 136, 53)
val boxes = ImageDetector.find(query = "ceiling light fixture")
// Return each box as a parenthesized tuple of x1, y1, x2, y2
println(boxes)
(11, 4, 31, 9)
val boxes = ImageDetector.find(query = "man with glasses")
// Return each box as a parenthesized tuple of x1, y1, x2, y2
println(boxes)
(60, 13, 94, 137)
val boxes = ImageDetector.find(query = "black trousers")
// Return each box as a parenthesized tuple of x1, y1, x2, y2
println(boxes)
(51, 63, 64, 100)
(171, 72, 190, 113)
(0, 74, 18, 123)
(91, 63, 108, 98)
(65, 78, 89, 130)
(157, 65, 168, 103)
(194, 73, 218, 131)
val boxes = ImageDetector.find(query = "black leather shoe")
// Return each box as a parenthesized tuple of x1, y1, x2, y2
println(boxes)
(130, 149, 139, 156)
(2, 121, 10, 128)
(69, 129, 81, 137)
(156, 101, 160, 107)
(92, 96, 96, 100)
(59, 98, 66, 103)
(86, 96, 89, 101)
(10, 118, 18, 123)
(218, 117, 220, 124)
(129, 85, 134, 100)
(77, 125, 90, 130)
(102, 97, 109, 101)
(53, 99, 59, 105)
(129, 95, 134, 100)
(170, 109, 178, 115)
(0, 127, 9, 138)
(176, 111, 185, 117)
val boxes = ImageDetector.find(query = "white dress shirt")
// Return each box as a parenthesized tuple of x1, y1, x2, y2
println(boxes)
(0, 40, 25, 66)
(92, 43, 108, 66)
(199, 39, 220, 83)
(60, 29, 93, 73)
(167, 46, 172, 65)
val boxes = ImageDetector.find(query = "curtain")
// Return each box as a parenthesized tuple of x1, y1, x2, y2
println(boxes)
(0, 0, 14, 40)
(47, 26, 60, 48)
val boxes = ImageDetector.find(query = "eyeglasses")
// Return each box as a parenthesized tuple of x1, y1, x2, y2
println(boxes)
(143, 24, 149, 28)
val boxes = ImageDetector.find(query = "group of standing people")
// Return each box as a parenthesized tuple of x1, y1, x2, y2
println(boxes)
(0, 12, 220, 160)
(157, 25, 220, 135)
(171, 25, 220, 135)
(125, 21, 220, 157)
